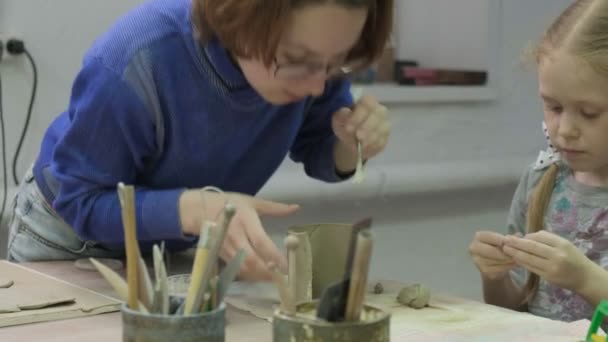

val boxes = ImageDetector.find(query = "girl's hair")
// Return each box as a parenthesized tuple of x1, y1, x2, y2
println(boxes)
(522, 0, 608, 305)
(192, 0, 393, 70)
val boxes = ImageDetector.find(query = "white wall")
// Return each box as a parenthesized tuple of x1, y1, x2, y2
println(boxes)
(0, 0, 572, 179)
(396, 0, 489, 69)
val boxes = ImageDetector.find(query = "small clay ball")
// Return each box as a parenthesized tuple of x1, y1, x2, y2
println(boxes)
(373, 282, 384, 294)
(397, 283, 430, 309)
(284, 235, 299, 251)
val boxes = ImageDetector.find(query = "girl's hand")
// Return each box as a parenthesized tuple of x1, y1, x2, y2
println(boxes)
(468, 231, 516, 280)
(503, 231, 595, 291)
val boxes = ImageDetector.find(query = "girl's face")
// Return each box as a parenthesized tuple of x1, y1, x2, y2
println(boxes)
(235, 3, 368, 105)
(539, 50, 608, 185)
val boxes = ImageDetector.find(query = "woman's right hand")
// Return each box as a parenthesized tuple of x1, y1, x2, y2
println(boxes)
(468, 231, 516, 280)
(179, 189, 299, 281)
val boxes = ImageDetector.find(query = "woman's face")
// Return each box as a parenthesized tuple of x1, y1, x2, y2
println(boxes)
(235, 3, 368, 105)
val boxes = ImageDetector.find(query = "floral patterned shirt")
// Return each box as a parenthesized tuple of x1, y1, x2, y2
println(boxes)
(507, 162, 608, 321)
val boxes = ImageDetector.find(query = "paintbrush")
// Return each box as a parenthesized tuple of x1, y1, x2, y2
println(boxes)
(345, 229, 373, 321)
(90, 258, 148, 313)
(316, 217, 373, 322)
(183, 220, 214, 315)
(117, 182, 140, 311)
(268, 261, 296, 315)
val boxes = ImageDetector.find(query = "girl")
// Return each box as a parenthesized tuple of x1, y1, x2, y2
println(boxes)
(7, 0, 393, 281)
(469, 0, 608, 321)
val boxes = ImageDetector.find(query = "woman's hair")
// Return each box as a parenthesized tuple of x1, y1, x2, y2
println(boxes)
(522, 0, 608, 305)
(192, 0, 393, 70)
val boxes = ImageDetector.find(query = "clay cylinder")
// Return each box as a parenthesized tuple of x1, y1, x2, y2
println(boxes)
(273, 301, 390, 342)
(121, 301, 225, 342)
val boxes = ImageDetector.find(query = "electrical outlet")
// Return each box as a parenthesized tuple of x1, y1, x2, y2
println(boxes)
(0, 32, 21, 62)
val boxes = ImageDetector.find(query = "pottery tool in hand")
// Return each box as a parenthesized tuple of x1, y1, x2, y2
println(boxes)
(317, 217, 372, 322)
(345, 229, 373, 321)
(117, 182, 141, 311)
(268, 261, 296, 316)
(352, 140, 365, 184)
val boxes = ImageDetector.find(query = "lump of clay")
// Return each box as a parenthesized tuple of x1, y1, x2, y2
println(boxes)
(373, 282, 384, 294)
(397, 284, 430, 309)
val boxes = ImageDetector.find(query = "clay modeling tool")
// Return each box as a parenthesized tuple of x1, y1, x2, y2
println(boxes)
(152, 243, 169, 314)
(195, 203, 236, 314)
(198, 203, 236, 313)
(117, 182, 140, 311)
(285, 235, 299, 305)
(216, 248, 246, 304)
(151, 244, 164, 314)
(353, 140, 365, 184)
(317, 217, 372, 322)
(90, 258, 148, 314)
(345, 229, 373, 321)
(138, 256, 154, 309)
(268, 261, 295, 315)
(183, 220, 214, 315)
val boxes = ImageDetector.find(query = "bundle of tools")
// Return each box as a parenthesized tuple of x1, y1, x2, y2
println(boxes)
(92, 182, 245, 316)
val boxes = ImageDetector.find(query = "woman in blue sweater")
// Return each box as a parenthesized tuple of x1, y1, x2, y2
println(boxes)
(7, 0, 393, 281)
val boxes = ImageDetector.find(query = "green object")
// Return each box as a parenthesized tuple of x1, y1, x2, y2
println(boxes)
(586, 300, 608, 342)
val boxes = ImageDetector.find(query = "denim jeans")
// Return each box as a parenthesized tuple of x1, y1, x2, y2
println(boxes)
(7, 168, 123, 262)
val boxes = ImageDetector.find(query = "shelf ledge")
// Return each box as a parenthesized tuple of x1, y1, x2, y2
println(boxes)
(351, 84, 497, 104)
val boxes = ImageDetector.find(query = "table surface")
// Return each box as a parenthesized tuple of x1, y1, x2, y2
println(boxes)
(0, 261, 593, 342)
(0, 261, 272, 342)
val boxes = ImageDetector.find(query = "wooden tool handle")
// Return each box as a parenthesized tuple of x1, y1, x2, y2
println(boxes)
(183, 221, 214, 315)
(117, 183, 139, 311)
(285, 235, 299, 306)
(268, 262, 295, 316)
(345, 230, 373, 321)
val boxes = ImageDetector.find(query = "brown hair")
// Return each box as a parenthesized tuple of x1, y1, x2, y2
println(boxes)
(522, 0, 608, 305)
(192, 0, 393, 70)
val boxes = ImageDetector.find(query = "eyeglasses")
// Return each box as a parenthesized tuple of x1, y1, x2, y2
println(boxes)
(273, 57, 354, 81)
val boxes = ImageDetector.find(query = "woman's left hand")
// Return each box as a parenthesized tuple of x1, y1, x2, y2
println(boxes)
(502, 231, 595, 291)
(332, 95, 390, 160)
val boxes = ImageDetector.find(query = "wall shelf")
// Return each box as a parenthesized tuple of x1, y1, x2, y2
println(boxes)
(352, 83, 497, 104)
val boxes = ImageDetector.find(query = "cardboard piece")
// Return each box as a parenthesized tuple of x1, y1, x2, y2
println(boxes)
(0, 261, 121, 327)
(288, 223, 355, 298)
